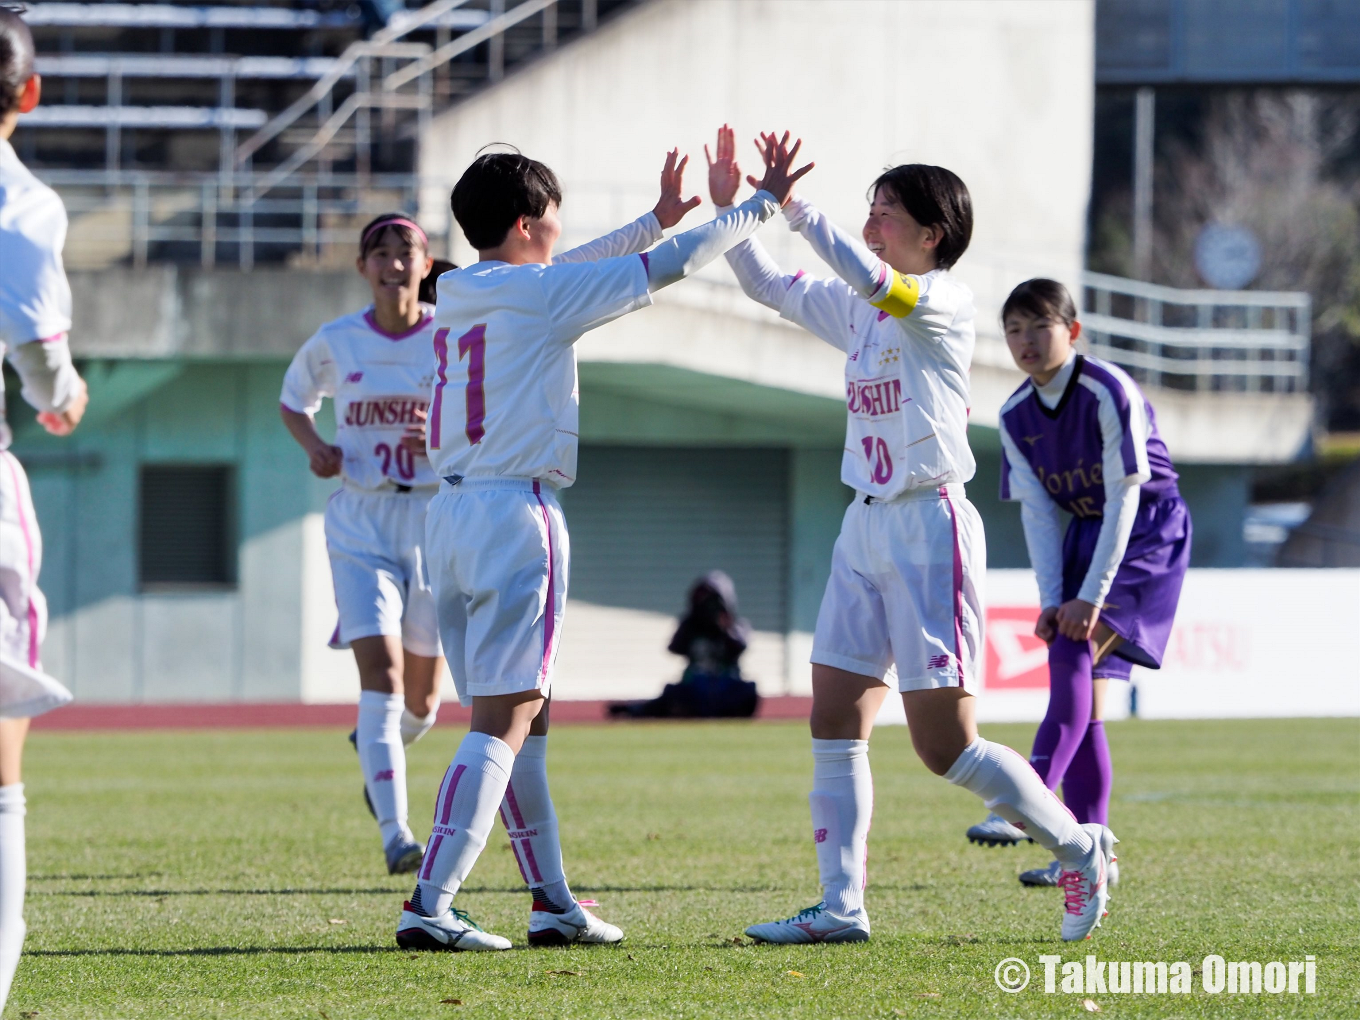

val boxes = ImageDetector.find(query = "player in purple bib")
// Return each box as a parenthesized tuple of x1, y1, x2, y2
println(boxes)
(965, 279, 1191, 888)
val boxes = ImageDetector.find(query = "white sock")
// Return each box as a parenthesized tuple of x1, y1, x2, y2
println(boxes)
(357, 691, 408, 847)
(810, 738, 872, 917)
(945, 738, 1092, 868)
(411, 733, 515, 917)
(500, 735, 575, 913)
(400, 705, 438, 747)
(0, 784, 25, 1012)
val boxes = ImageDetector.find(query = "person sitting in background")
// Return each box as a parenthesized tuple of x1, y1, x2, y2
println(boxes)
(609, 571, 759, 719)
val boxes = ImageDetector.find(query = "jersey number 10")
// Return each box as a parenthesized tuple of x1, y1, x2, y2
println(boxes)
(430, 324, 487, 449)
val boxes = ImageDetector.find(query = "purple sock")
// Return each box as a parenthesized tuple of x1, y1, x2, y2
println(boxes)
(1028, 636, 1093, 790)
(1062, 721, 1112, 826)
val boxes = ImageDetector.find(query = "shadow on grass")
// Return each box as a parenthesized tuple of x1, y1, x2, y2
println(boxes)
(34, 883, 788, 898)
(26, 945, 404, 958)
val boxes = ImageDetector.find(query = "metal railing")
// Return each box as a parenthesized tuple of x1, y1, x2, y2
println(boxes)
(1081, 271, 1311, 393)
(234, 0, 591, 200)
(41, 170, 452, 272)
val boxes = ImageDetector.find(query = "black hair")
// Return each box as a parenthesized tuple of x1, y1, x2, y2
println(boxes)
(450, 151, 562, 250)
(0, 6, 34, 117)
(358, 211, 428, 259)
(418, 259, 457, 305)
(869, 164, 973, 270)
(1001, 278, 1078, 327)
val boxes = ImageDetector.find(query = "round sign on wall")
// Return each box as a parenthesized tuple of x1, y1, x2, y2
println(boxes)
(1193, 222, 1261, 290)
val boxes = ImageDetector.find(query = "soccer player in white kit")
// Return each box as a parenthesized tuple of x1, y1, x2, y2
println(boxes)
(281, 212, 450, 876)
(706, 127, 1117, 943)
(0, 11, 90, 1008)
(395, 139, 811, 952)
(282, 153, 721, 875)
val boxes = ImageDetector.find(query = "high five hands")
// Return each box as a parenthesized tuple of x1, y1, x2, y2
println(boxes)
(706, 126, 814, 209)
(651, 149, 703, 230)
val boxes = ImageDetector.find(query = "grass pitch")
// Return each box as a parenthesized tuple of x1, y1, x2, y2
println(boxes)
(12, 717, 1359, 1019)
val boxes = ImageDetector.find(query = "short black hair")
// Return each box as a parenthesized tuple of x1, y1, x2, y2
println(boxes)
(450, 151, 563, 250)
(869, 164, 972, 270)
(1001, 278, 1077, 326)
(0, 7, 34, 117)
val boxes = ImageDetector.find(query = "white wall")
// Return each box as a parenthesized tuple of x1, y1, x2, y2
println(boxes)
(419, 0, 1094, 335)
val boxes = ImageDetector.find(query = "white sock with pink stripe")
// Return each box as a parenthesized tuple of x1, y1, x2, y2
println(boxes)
(356, 691, 409, 848)
(810, 739, 872, 918)
(945, 737, 1093, 868)
(500, 735, 575, 914)
(410, 733, 515, 917)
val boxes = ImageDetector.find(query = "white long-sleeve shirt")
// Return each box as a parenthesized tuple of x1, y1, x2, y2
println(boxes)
(721, 197, 976, 499)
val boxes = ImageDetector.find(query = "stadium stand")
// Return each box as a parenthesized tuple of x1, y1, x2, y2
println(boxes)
(14, 1, 639, 267)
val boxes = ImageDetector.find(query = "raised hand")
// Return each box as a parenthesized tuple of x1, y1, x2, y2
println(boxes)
(400, 407, 428, 457)
(746, 131, 814, 208)
(704, 124, 742, 207)
(652, 148, 702, 230)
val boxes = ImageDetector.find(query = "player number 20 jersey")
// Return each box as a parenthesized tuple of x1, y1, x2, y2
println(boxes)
(280, 306, 440, 489)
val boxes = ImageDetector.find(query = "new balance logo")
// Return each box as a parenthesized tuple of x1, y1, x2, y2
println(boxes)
(372, 769, 395, 782)
(346, 371, 364, 383)
(927, 654, 952, 670)
(814, 828, 828, 844)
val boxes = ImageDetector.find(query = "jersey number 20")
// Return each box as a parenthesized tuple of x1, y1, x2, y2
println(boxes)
(431, 324, 487, 448)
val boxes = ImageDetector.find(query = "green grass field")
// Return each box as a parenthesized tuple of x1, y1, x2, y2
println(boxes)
(10, 717, 1359, 1019)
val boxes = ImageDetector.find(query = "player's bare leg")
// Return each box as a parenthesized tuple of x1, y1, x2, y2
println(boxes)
(399, 653, 440, 746)
(351, 636, 424, 873)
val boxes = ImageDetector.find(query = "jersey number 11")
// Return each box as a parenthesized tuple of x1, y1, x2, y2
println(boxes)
(431, 324, 487, 448)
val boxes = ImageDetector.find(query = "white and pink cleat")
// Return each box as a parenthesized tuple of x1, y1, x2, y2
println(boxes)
(1059, 823, 1118, 941)
(745, 902, 870, 944)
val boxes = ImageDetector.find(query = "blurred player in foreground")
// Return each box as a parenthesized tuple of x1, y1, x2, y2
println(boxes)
(966, 279, 1190, 889)
(706, 126, 1116, 944)
(281, 213, 447, 876)
(0, 8, 89, 1007)
(396, 138, 810, 952)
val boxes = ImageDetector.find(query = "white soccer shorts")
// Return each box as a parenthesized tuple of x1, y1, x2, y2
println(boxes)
(811, 483, 985, 693)
(0, 452, 69, 717)
(425, 478, 567, 707)
(325, 484, 441, 657)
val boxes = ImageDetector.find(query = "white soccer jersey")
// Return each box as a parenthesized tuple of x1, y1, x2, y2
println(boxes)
(426, 220, 661, 486)
(781, 265, 976, 500)
(0, 138, 73, 451)
(280, 305, 440, 490)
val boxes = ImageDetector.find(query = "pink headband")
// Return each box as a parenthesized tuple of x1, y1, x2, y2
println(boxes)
(361, 216, 428, 248)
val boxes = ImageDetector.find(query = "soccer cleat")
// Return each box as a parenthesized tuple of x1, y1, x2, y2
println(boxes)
(384, 833, 425, 876)
(744, 902, 870, 944)
(528, 901, 624, 947)
(348, 729, 377, 820)
(1108, 857, 1120, 887)
(1020, 859, 1062, 887)
(1059, 823, 1118, 942)
(396, 904, 511, 952)
(967, 812, 1033, 847)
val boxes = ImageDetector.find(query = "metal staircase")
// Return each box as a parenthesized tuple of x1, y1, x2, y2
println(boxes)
(17, 0, 640, 268)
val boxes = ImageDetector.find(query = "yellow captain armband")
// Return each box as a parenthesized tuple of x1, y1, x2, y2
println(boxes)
(869, 270, 920, 319)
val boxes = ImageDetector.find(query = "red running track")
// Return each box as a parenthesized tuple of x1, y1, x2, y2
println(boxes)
(29, 697, 814, 731)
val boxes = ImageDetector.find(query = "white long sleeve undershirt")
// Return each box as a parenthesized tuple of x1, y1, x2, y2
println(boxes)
(645, 191, 778, 291)
(9, 336, 81, 415)
(1006, 351, 1145, 609)
(553, 211, 662, 265)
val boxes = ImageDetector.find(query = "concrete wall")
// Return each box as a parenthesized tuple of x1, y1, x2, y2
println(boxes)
(419, 0, 1095, 330)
